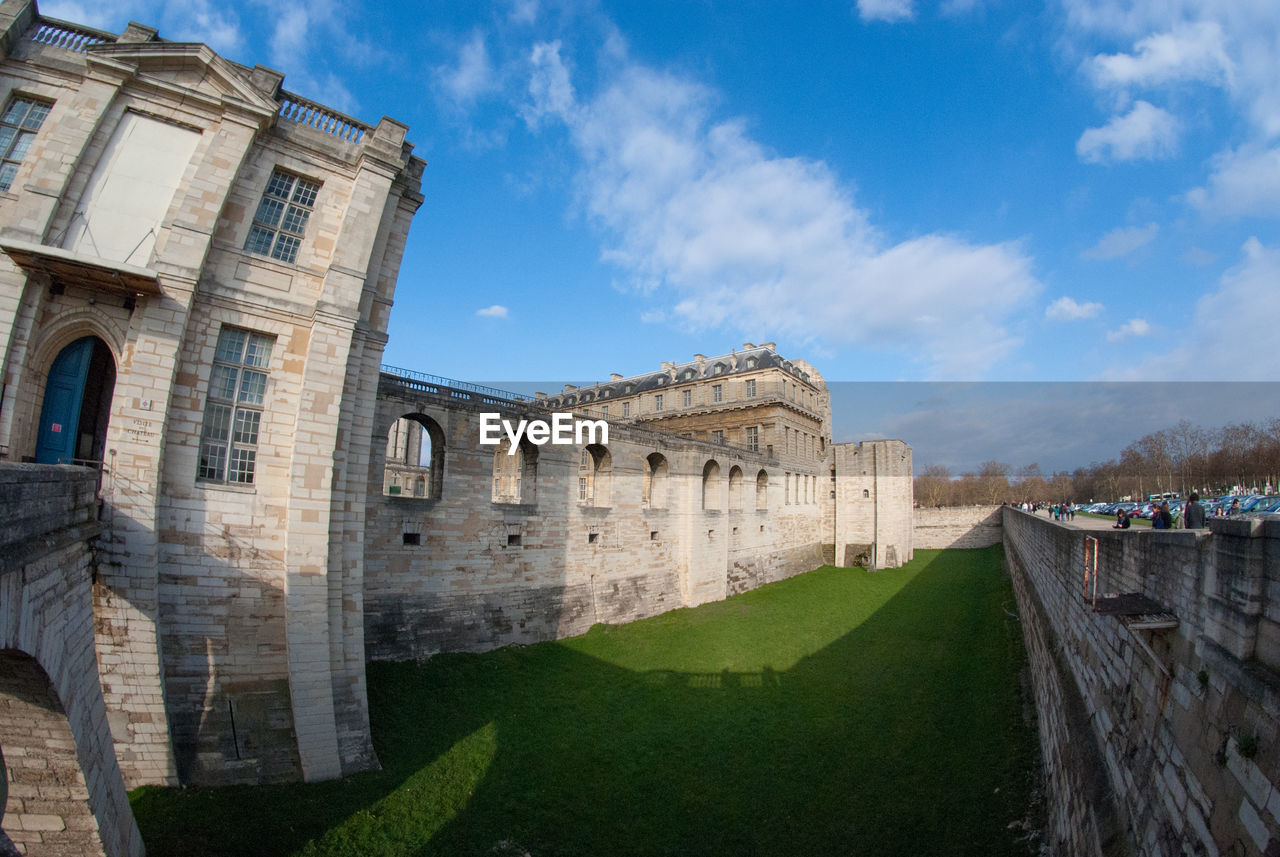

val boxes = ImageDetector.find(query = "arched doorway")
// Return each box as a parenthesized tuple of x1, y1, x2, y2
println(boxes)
(35, 336, 116, 465)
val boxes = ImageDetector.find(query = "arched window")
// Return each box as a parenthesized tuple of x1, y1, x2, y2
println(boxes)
(863, 488, 870, 499)
(756, 470, 769, 510)
(728, 465, 744, 511)
(383, 414, 444, 498)
(492, 438, 538, 504)
(643, 453, 669, 509)
(579, 444, 612, 507)
(702, 460, 722, 511)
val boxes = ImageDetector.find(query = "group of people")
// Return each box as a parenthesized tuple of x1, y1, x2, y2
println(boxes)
(1015, 502, 1075, 520)
(1113, 492, 1217, 530)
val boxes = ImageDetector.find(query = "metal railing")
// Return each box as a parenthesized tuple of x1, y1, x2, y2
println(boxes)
(380, 365, 534, 403)
(278, 92, 371, 143)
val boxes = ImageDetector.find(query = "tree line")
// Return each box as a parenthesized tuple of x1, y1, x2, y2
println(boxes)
(914, 418, 1280, 507)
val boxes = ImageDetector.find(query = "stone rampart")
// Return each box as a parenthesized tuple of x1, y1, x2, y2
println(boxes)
(364, 380, 833, 658)
(914, 505, 1003, 549)
(1004, 507, 1280, 856)
(0, 464, 141, 857)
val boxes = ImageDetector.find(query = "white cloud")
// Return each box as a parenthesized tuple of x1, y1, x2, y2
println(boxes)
(435, 31, 499, 109)
(1065, 0, 1280, 205)
(1088, 21, 1233, 90)
(1046, 296, 1104, 320)
(509, 0, 538, 26)
(536, 62, 1038, 379)
(1186, 144, 1280, 219)
(1124, 238, 1280, 379)
(856, 0, 915, 24)
(476, 304, 509, 318)
(941, 0, 983, 16)
(1106, 318, 1151, 341)
(1076, 101, 1180, 163)
(521, 41, 576, 129)
(1080, 223, 1158, 260)
(1181, 247, 1216, 267)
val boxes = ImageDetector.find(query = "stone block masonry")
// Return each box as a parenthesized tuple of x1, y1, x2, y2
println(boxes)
(0, 464, 142, 857)
(1004, 508, 1280, 856)
(914, 505, 1002, 550)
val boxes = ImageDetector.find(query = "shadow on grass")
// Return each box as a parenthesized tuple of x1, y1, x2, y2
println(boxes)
(132, 546, 1040, 857)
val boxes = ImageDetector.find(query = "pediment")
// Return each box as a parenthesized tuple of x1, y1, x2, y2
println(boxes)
(84, 42, 283, 118)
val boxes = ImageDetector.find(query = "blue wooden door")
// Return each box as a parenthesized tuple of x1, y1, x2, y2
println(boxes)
(35, 337, 93, 464)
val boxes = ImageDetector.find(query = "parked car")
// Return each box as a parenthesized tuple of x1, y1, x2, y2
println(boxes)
(1245, 496, 1280, 515)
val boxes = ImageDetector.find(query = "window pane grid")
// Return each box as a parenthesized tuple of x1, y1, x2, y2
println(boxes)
(0, 96, 51, 192)
(200, 328, 274, 485)
(245, 169, 319, 264)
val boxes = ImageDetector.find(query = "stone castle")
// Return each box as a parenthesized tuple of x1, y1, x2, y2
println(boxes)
(4, 6, 1280, 857)
(0, 4, 913, 853)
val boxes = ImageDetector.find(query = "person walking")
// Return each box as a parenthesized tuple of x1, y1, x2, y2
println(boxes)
(1183, 493, 1206, 529)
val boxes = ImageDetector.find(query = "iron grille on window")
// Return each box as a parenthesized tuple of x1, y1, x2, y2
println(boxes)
(0, 97, 51, 192)
(244, 170, 319, 264)
(199, 327, 274, 484)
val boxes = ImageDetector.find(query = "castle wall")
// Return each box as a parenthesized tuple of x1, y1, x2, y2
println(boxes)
(914, 504, 1003, 549)
(362, 380, 836, 658)
(1004, 508, 1280, 856)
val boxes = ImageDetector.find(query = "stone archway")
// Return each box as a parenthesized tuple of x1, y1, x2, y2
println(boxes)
(0, 650, 105, 856)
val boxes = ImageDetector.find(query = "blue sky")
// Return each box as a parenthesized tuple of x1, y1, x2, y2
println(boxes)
(62, 0, 1280, 466)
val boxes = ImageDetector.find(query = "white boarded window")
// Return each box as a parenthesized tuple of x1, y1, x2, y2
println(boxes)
(63, 112, 200, 265)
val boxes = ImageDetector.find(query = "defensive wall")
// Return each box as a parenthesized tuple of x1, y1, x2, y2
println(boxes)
(913, 504, 1003, 550)
(362, 372, 863, 658)
(1003, 507, 1280, 856)
(0, 464, 141, 857)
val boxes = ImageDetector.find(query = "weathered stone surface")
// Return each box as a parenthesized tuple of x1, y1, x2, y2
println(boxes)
(1006, 508, 1280, 857)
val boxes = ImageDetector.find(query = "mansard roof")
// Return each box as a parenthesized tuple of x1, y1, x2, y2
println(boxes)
(543, 346, 815, 409)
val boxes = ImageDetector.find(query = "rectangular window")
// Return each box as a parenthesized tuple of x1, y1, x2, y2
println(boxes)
(712, 384, 722, 403)
(745, 379, 756, 397)
(244, 169, 320, 264)
(199, 327, 275, 484)
(579, 476, 588, 500)
(655, 394, 663, 412)
(682, 389, 692, 407)
(622, 402, 631, 418)
(712, 430, 724, 443)
(0, 96, 51, 192)
(601, 405, 609, 418)
(746, 426, 759, 452)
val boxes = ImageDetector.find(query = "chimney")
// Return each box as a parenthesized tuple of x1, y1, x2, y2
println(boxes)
(610, 373, 623, 381)
(743, 342, 755, 349)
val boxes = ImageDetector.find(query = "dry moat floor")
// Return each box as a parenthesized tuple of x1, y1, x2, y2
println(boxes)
(131, 545, 1042, 857)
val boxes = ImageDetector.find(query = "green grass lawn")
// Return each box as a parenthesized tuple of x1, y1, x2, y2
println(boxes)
(131, 545, 1041, 856)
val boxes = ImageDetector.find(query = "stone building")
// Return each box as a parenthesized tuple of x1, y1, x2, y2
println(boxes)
(0, 0, 425, 798)
(0, 8, 912, 855)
